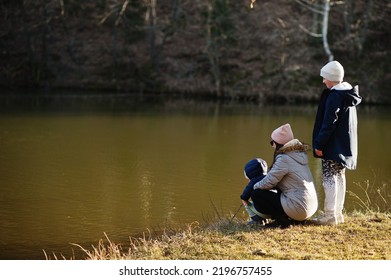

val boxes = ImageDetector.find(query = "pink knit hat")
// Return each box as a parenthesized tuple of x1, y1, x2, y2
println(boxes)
(271, 123, 294, 145)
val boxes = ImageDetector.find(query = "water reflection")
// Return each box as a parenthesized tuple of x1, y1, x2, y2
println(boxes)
(0, 94, 390, 259)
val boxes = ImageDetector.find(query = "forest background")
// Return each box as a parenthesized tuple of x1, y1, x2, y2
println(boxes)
(1, 0, 390, 104)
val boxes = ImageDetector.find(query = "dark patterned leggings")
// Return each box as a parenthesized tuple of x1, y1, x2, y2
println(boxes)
(321, 159, 346, 217)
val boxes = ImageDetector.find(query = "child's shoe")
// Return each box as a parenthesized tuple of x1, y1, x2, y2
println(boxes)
(312, 213, 338, 225)
(247, 219, 262, 226)
(262, 214, 292, 229)
(247, 215, 265, 226)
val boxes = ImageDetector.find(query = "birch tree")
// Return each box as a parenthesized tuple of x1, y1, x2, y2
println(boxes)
(322, 0, 333, 61)
(295, 0, 333, 61)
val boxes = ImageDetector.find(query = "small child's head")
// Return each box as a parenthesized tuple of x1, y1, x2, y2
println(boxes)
(244, 158, 267, 180)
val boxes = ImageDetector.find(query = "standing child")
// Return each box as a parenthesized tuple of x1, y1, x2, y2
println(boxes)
(240, 158, 271, 225)
(312, 61, 362, 225)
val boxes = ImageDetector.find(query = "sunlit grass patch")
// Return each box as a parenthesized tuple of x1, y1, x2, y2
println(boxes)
(61, 211, 391, 260)
(48, 181, 391, 260)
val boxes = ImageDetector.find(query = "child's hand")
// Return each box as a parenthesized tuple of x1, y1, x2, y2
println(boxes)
(242, 200, 249, 206)
(315, 149, 323, 157)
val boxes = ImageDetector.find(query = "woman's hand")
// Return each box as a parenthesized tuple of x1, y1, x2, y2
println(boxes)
(242, 200, 249, 206)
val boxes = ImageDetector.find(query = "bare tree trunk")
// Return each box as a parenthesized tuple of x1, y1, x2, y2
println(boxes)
(146, 0, 157, 66)
(111, 4, 119, 67)
(343, 0, 352, 37)
(171, 0, 179, 20)
(343, 0, 373, 57)
(311, 0, 321, 34)
(41, 0, 51, 90)
(356, 0, 373, 56)
(206, 2, 221, 96)
(322, 0, 334, 61)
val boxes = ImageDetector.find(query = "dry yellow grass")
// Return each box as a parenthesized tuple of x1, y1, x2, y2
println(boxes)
(72, 211, 391, 260)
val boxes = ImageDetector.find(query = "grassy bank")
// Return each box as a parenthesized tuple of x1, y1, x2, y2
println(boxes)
(72, 211, 391, 260)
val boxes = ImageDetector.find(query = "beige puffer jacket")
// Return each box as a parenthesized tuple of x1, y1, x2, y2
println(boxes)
(254, 139, 318, 221)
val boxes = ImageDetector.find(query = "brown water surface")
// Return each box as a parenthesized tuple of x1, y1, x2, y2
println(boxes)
(0, 95, 389, 259)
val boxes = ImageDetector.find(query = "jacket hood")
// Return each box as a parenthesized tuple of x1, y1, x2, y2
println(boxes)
(333, 84, 362, 107)
(244, 158, 267, 179)
(275, 139, 310, 165)
(332, 81, 353, 90)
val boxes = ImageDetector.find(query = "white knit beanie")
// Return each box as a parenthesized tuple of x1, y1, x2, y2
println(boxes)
(271, 123, 294, 145)
(320, 61, 344, 82)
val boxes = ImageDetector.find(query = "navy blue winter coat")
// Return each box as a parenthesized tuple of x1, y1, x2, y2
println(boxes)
(240, 175, 266, 201)
(312, 83, 362, 169)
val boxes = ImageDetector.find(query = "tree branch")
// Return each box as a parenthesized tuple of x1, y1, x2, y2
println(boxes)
(294, 0, 323, 14)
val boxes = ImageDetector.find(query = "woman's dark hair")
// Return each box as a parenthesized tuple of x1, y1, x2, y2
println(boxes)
(270, 141, 284, 168)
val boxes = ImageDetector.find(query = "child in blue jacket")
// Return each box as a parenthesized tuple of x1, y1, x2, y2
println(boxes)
(312, 60, 362, 225)
(240, 158, 271, 225)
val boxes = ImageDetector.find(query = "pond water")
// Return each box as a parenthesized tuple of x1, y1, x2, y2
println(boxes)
(0, 94, 390, 259)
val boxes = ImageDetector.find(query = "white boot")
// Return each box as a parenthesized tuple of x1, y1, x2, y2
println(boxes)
(312, 212, 338, 225)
